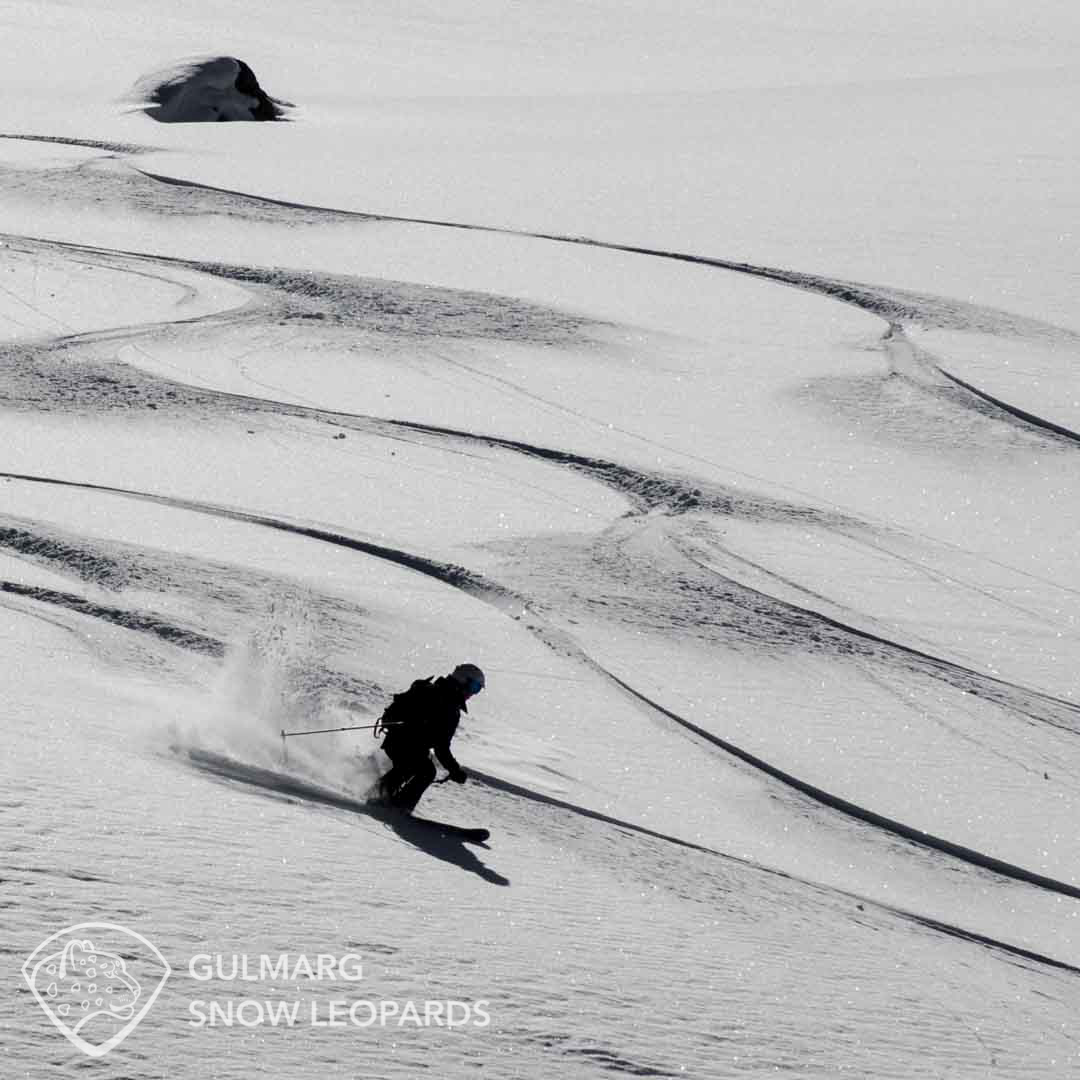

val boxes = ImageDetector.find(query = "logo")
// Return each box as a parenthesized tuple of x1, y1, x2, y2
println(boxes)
(22, 923, 171, 1058)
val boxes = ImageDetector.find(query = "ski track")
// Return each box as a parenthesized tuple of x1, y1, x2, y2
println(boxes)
(177, 744, 1080, 978)
(0, 579, 224, 655)
(6, 233, 1076, 695)
(3, 221, 1079, 890)
(4, 229, 1076, 533)
(3, 467, 1079, 905)
(11, 317, 1077, 753)
(669, 542, 1080, 735)
(1, 231, 600, 348)
(380, 421, 1080, 728)
(127, 165, 1080, 346)
(6, 147, 1080, 1052)
(131, 169, 1080, 451)
(0, 132, 158, 155)
(934, 362, 1080, 445)
(6, 151, 1080, 436)
(0, 511, 386, 707)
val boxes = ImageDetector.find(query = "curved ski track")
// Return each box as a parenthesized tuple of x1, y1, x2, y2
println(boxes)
(4, 467, 1080, 906)
(131, 165, 1080, 414)
(0, 132, 158, 155)
(5, 234, 1077, 737)
(6, 138, 1080, 435)
(0, 579, 224, 655)
(177, 744, 1080, 977)
(125, 166, 1077, 341)
(5, 146, 1080, 960)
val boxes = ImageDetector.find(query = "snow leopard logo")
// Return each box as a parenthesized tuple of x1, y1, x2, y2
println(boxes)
(23, 923, 171, 1058)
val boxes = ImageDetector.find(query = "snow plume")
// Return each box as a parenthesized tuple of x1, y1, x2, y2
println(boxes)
(131, 56, 291, 123)
(174, 590, 380, 795)
(219, 592, 321, 743)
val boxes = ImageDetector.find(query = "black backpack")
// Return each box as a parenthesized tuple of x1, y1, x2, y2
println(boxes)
(374, 677, 436, 740)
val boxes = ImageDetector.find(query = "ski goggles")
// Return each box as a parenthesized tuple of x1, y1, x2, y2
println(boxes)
(462, 676, 484, 695)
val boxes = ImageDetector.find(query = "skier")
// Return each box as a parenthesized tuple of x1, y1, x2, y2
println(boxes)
(374, 663, 485, 812)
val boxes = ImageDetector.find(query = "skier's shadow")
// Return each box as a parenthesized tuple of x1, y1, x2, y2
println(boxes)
(178, 749, 509, 885)
(368, 808, 509, 886)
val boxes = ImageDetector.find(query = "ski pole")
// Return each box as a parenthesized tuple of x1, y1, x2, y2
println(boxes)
(280, 723, 380, 739)
(279, 720, 406, 763)
(280, 723, 378, 765)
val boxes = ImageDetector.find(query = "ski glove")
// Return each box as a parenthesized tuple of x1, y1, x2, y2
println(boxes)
(450, 767, 468, 784)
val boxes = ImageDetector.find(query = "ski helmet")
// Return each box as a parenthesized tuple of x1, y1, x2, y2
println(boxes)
(451, 663, 485, 695)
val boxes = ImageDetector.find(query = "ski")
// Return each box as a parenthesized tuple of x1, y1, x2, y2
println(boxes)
(365, 799, 489, 843)
(406, 817, 490, 843)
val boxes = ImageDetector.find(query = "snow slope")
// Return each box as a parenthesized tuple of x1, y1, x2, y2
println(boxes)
(3, 2, 1080, 1076)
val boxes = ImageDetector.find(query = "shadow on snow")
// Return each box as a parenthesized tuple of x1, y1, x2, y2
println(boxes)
(175, 746, 509, 887)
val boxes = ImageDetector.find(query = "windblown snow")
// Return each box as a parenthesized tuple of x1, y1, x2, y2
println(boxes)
(3, 2, 1080, 1077)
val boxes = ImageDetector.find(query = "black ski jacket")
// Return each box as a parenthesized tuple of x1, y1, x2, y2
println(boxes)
(380, 675, 467, 773)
